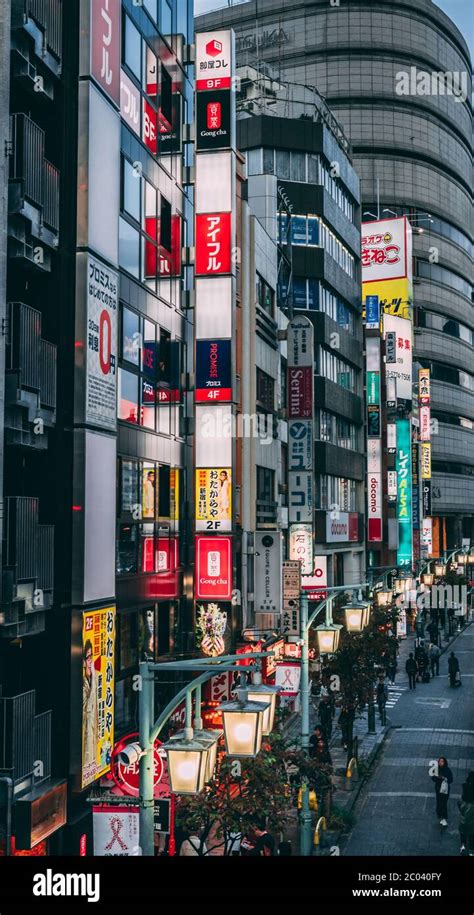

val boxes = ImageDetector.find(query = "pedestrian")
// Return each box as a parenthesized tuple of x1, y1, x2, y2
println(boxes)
(448, 651, 460, 687)
(376, 674, 388, 723)
(277, 840, 292, 856)
(429, 642, 440, 677)
(431, 756, 453, 826)
(314, 738, 333, 767)
(405, 652, 418, 689)
(250, 823, 276, 856)
(179, 834, 208, 856)
(427, 620, 439, 645)
(318, 695, 333, 741)
(448, 606, 455, 636)
(387, 652, 397, 684)
(415, 642, 428, 682)
(309, 725, 327, 759)
(459, 772, 474, 855)
(338, 703, 355, 751)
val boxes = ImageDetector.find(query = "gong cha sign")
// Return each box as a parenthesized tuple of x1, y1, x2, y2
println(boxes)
(110, 732, 169, 799)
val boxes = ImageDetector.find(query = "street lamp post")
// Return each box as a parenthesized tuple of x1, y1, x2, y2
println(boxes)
(299, 581, 369, 857)
(138, 651, 274, 857)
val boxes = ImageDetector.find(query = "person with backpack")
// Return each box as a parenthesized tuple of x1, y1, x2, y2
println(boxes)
(405, 652, 418, 689)
(448, 651, 461, 687)
(459, 772, 474, 855)
(431, 757, 454, 826)
(429, 642, 440, 677)
(376, 674, 388, 723)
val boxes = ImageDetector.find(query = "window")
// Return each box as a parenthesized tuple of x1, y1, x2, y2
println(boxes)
(256, 368, 275, 412)
(118, 368, 139, 423)
(161, 0, 172, 36)
(256, 273, 274, 316)
(247, 149, 262, 175)
(119, 305, 177, 432)
(122, 307, 140, 366)
(160, 195, 172, 253)
(144, 44, 158, 102)
(256, 466, 275, 503)
(121, 460, 139, 514)
(263, 147, 276, 174)
(160, 63, 173, 130)
(123, 159, 140, 223)
(123, 15, 141, 79)
(119, 218, 140, 278)
(317, 347, 357, 393)
(316, 475, 357, 511)
(117, 458, 179, 577)
(290, 151, 305, 182)
(417, 262, 471, 299)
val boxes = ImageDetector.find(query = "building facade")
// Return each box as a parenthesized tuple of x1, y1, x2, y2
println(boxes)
(196, 0, 474, 555)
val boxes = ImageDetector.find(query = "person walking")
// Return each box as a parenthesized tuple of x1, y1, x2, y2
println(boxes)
(431, 757, 454, 826)
(318, 695, 333, 741)
(429, 642, 440, 678)
(387, 651, 398, 685)
(459, 772, 474, 855)
(376, 674, 388, 724)
(448, 651, 460, 688)
(405, 652, 418, 690)
(309, 726, 327, 759)
(338, 703, 355, 752)
(314, 738, 333, 767)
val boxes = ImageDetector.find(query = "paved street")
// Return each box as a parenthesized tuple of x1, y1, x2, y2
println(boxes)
(342, 622, 474, 856)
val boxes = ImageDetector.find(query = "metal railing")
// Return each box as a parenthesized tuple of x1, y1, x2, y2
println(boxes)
(43, 159, 60, 231)
(40, 338, 57, 408)
(37, 523, 54, 591)
(9, 114, 60, 231)
(5, 497, 39, 581)
(0, 690, 35, 782)
(27, 0, 62, 59)
(33, 710, 52, 784)
(9, 302, 41, 391)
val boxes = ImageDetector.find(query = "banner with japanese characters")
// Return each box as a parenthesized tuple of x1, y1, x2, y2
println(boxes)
(195, 468, 232, 531)
(86, 255, 118, 430)
(81, 607, 116, 789)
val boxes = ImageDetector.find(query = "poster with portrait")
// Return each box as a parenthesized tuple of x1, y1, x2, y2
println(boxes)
(142, 465, 156, 519)
(82, 607, 116, 789)
(195, 468, 232, 531)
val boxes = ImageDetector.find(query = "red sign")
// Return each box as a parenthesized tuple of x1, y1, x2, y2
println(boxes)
(145, 538, 180, 599)
(91, 0, 120, 105)
(143, 98, 157, 155)
(349, 513, 359, 541)
(195, 536, 232, 600)
(79, 834, 87, 857)
(195, 213, 232, 276)
(368, 518, 382, 541)
(111, 732, 169, 799)
(288, 367, 313, 418)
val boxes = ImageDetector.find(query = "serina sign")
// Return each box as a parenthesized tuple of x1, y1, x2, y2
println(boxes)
(396, 419, 413, 569)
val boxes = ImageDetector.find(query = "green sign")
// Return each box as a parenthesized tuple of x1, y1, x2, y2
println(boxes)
(367, 371, 380, 406)
(396, 418, 413, 568)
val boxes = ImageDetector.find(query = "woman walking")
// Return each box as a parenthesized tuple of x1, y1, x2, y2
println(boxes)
(431, 756, 454, 827)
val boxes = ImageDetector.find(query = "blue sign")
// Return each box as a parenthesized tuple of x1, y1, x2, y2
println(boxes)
(366, 295, 380, 327)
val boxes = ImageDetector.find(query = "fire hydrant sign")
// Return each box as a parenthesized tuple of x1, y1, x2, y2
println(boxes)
(86, 255, 118, 430)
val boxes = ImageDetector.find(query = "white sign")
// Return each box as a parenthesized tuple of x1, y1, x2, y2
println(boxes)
(367, 438, 382, 473)
(93, 807, 139, 856)
(289, 524, 313, 575)
(420, 406, 431, 442)
(120, 70, 140, 136)
(368, 473, 382, 518)
(397, 609, 407, 639)
(362, 216, 410, 284)
(387, 423, 397, 452)
(287, 316, 314, 368)
(288, 471, 313, 523)
(254, 533, 282, 614)
(383, 314, 413, 401)
(288, 419, 313, 471)
(366, 336, 381, 372)
(325, 512, 352, 543)
(275, 662, 301, 696)
(86, 256, 118, 429)
(196, 31, 232, 90)
(387, 471, 398, 498)
(421, 518, 433, 556)
(302, 555, 327, 593)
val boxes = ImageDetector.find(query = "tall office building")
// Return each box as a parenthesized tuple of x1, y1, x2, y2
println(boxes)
(196, 0, 474, 554)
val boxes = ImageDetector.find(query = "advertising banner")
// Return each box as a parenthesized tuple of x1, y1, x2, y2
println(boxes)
(367, 472, 383, 541)
(383, 314, 413, 401)
(396, 419, 413, 568)
(422, 518, 433, 555)
(301, 555, 327, 598)
(288, 420, 313, 471)
(367, 372, 380, 405)
(254, 532, 282, 614)
(195, 536, 232, 600)
(196, 31, 232, 91)
(195, 213, 232, 275)
(93, 807, 139, 856)
(120, 70, 140, 136)
(366, 336, 381, 372)
(275, 662, 301, 696)
(196, 339, 232, 402)
(82, 607, 115, 789)
(421, 443, 432, 480)
(288, 471, 313, 524)
(196, 89, 232, 151)
(367, 437, 381, 472)
(385, 331, 396, 363)
(387, 471, 397, 500)
(86, 256, 118, 430)
(289, 524, 313, 575)
(195, 468, 232, 531)
(419, 368, 430, 405)
(422, 481, 432, 517)
(420, 406, 431, 441)
(365, 295, 380, 329)
(287, 316, 314, 367)
(283, 560, 301, 634)
(325, 512, 359, 543)
(367, 405, 381, 437)
(91, 0, 121, 106)
(387, 423, 397, 453)
(362, 217, 411, 284)
(288, 368, 313, 418)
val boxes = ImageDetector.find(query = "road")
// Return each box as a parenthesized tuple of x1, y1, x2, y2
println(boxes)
(342, 622, 474, 856)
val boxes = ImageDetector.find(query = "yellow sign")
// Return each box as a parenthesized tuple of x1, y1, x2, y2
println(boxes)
(170, 467, 180, 522)
(421, 442, 432, 480)
(142, 465, 156, 519)
(363, 277, 413, 321)
(81, 607, 115, 789)
(196, 467, 232, 531)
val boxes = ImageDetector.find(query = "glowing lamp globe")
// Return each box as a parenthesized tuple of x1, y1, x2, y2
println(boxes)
(219, 699, 269, 758)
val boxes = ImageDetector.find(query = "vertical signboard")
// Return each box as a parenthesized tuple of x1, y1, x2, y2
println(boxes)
(396, 419, 413, 569)
(90, 0, 121, 106)
(254, 533, 282, 614)
(362, 216, 413, 320)
(86, 256, 118, 430)
(288, 317, 314, 538)
(367, 438, 382, 542)
(82, 607, 115, 789)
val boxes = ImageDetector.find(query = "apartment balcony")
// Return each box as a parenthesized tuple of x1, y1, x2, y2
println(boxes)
(8, 114, 60, 268)
(11, 0, 62, 76)
(5, 302, 57, 447)
(0, 497, 54, 638)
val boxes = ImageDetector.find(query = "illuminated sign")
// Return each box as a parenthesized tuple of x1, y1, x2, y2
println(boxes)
(396, 419, 413, 568)
(383, 314, 413, 401)
(361, 217, 411, 284)
(196, 31, 232, 91)
(86, 256, 118, 430)
(195, 468, 232, 531)
(91, 0, 120, 106)
(196, 89, 232, 151)
(81, 607, 116, 789)
(419, 368, 430, 405)
(196, 340, 232, 402)
(195, 213, 232, 275)
(421, 442, 432, 479)
(289, 524, 313, 575)
(15, 782, 67, 851)
(254, 532, 282, 613)
(195, 536, 232, 600)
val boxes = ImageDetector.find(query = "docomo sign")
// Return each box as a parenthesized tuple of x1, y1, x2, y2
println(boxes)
(195, 536, 232, 600)
(361, 216, 411, 284)
(367, 473, 382, 542)
(325, 512, 359, 543)
(110, 732, 165, 799)
(196, 31, 232, 91)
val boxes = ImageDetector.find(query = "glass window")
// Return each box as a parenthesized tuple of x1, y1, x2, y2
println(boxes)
(140, 523, 156, 572)
(139, 608, 155, 662)
(256, 466, 274, 503)
(142, 463, 156, 519)
(117, 523, 139, 574)
(144, 0, 157, 20)
(142, 320, 157, 379)
(308, 153, 319, 183)
(308, 279, 319, 310)
(123, 159, 140, 223)
(290, 151, 305, 182)
(158, 465, 171, 518)
(160, 195, 172, 253)
(263, 148, 275, 174)
(291, 216, 307, 245)
(307, 217, 319, 246)
(120, 612, 137, 671)
(119, 218, 140, 278)
(141, 377, 156, 429)
(122, 307, 140, 365)
(118, 368, 139, 423)
(293, 277, 307, 308)
(161, 0, 172, 37)
(144, 44, 158, 101)
(247, 149, 262, 175)
(124, 15, 141, 79)
(121, 460, 139, 514)
(275, 149, 289, 178)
